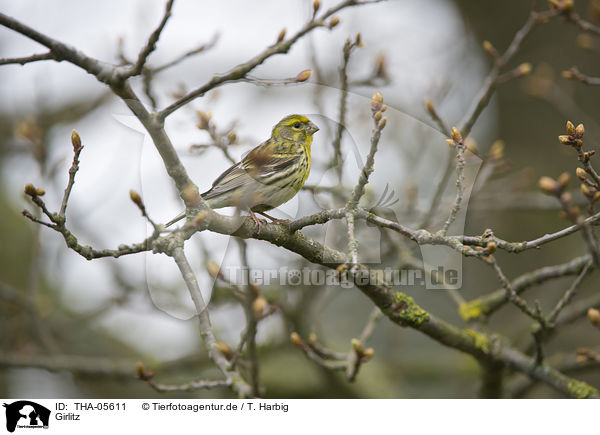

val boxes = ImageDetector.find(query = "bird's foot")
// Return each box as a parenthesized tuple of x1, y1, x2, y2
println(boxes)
(257, 211, 290, 224)
(248, 210, 265, 234)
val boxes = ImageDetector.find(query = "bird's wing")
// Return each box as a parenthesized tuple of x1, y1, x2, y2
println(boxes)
(201, 160, 249, 200)
(202, 141, 301, 200)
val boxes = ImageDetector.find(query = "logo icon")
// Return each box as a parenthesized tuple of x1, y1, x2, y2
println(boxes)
(3, 401, 50, 433)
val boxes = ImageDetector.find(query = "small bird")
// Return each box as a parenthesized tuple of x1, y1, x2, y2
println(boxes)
(165, 114, 319, 230)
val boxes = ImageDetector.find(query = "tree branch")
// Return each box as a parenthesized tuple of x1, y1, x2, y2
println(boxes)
(170, 246, 251, 397)
(0, 51, 55, 65)
(124, 0, 175, 78)
(156, 0, 383, 119)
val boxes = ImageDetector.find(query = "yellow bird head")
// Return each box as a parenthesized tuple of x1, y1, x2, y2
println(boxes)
(272, 114, 319, 144)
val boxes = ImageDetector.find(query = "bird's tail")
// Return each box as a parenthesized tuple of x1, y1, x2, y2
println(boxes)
(165, 192, 211, 228)
(164, 211, 186, 228)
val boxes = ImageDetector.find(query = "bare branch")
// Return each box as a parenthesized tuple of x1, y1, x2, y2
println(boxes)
(125, 0, 175, 78)
(548, 262, 593, 324)
(145, 378, 230, 392)
(59, 131, 83, 218)
(0, 353, 138, 378)
(424, 98, 450, 136)
(291, 333, 348, 371)
(0, 12, 117, 84)
(157, 0, 383, 119)
(555, 292, 600, 327)
(420, 9, 553, 230)
(347, 99, 386, 208)
(0, 51, 55, 65)
(564, 66, 600, 85)
(23, 214, 156, 259)
(345, 211, 358, 266)
(459, 11, 550, 139)
(170, 246, 252, 397)
(153, 33, 219, 73)
(562, 9, 600, 35)
(461, 255, 592, 320)
(235, 238, 260, 396)
(440, 128, 466, 235)
(460, 209, 600, 252)
(331, 36, 361, 182)
(490, 258, 548, 326)
(238, 70, 313, 87)
(357, 307, 382, 344)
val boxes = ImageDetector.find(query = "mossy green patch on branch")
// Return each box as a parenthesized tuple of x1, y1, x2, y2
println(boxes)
(567, 379, 599, 398)
(464, 329, 489, 354)
(392, 292, 429, 326)
(459, 299, 484, 321)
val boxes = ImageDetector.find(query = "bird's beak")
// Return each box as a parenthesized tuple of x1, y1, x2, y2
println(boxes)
(308, 122, 319, 135)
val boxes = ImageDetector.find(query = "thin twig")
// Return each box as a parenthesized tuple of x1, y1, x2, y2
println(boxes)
(0, 12, 119, 84)
(125, 0, 175, 78)
(440, 130, 466, 235)
(358, 307, 382, 344)
(306, 336, 347, 361)
(555, 292, 600, 327)
(0, 353, 139, 378)
(345, 211, 358, 267)
(235, 238, 260, 396)
(460, 209, 600, 252)
(154, 35, 219, 72)
(170, 246, 252, 397)
(343, 102, 386, 268)
(0, 51, 55, 65)
(459, 11, 546, 138)
(463, 255, 592, 320)
(490, 258, 547, 326)
(157, 0, 383, 119)
(59, 131, 83, 218)
(564, 66, 600, 86)
(564, 9, 600, 36)
(547, 261, 592, 324)
(347, 114, 386, 208)
(145, 378, 231, 392)
(238, 74, 311, 87)
(287, 203, 600, 258)
(420, 9, 552, 230)
(331, 37, 360, 182)
(291, 334, 347, 371)
(424, 98, 450, 136)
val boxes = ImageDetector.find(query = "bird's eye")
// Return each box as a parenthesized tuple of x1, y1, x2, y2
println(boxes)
(293, 122, 301, 128)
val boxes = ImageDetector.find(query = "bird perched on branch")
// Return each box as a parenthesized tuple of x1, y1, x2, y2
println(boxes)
(165, 114, 319, 231)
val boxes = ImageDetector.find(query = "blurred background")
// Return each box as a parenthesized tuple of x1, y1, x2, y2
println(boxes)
(1, 0, 599, 398)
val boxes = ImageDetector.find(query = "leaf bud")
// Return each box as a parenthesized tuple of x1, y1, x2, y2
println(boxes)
(580, 183, 592, 197)
(24, 183, 37, 197)
(557, 172, 570, 188)
(371, 92, 383, 112)
(71, 130, 82, 151)
(296, 69, 312, 82)
(277, 28, 286, 43)
(538, 176, 559, 195)
(290, 332, 302, 346)
(451, 126, 462, 144)
(588, 308, 600, 327)
(129, 189, 143, 208)
(216, 341, 233, 359)
(252, 296, 268, 317)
